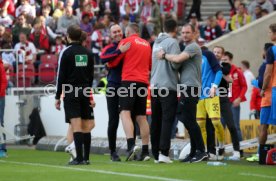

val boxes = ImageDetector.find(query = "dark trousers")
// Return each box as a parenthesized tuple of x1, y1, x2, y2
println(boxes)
(106, 86, 120, 153)
(178, 87, 205, 155)
(151, 90, 178, 159)
(188, 0, 202, 20)
(206, 96, 240, 153)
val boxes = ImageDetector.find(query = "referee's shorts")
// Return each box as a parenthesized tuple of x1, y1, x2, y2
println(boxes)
(119, 81, 148, 116)
(64, 87, 94, 123)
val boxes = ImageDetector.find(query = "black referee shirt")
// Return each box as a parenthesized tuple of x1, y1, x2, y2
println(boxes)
(55, 42, 94, 100)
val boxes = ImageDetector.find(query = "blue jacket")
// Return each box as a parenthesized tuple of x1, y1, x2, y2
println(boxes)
(201, 50, 222, 99)
(100, 42, 123, 87)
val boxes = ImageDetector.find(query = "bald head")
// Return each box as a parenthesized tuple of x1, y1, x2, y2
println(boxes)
(125, 23, 139, 37)
(110, 24, 123, 42)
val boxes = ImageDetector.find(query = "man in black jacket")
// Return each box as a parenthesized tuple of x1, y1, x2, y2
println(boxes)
(55, 25, 95, 165)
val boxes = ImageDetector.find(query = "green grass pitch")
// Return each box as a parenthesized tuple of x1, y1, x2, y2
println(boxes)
(0, 149, 275, 181)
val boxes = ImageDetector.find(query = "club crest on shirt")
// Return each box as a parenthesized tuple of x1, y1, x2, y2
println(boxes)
(233, 73, 238, 80)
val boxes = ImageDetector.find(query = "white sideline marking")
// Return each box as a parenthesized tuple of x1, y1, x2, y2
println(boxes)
(0, 160, 191, 181)
(239, 173, 276, 179)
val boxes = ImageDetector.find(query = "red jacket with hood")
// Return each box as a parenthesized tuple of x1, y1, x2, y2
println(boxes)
(229, 64, 247, 103)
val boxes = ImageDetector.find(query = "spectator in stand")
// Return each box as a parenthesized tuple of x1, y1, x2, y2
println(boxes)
(120, 15, 130, 36)
(230, 3, 251, 31)
(91, 22, 105, 65)
(241, 60, 255, 119)
(159, 0, 177, 20)
(102, 13, 113, 46)
(42, 5, 56, 32)
(222, 51, 247, 157)
(204, 16, 223, 42)
(51, 36, 66, 55)
(248, 0, 274, 16)
(251, 5, 263, 21)
(138, 0, 161, 38)
(1, 42, 15, 69)
(80, 13, 93, 35)
(99, 0, 119, 21)
(216, 11, 227, 32)
(76, 0, 95, 22)
(12, 14, 32, 45)
(53, 1, 65, 20)
(56, 6, 79, 34)
(120, 0, 139, 20)
(65, 0, 75, 7)
(15, 0, 36, 21)
(187, 0, 202, 21)
(250, 79, 261, 119)
(230, 0, 241, 18)
(0, 9, 13, 28)
(14, 32, 37, 66)
(29, 21, 50, 54)
(0, 25, 12, 49)
(0, 0, 15, 17)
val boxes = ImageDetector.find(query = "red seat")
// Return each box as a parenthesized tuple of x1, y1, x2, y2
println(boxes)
(17, 64, 35, 87)
(38, 63, 56, 84)
(40, 54, 58, 67)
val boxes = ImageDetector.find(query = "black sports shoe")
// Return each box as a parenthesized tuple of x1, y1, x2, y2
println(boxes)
(180, 154, 194, 163)
(137, 152, 150, 161)
(68, 159, 84, 165)
(126, 145, 140, 161)
(190, 151, 208, 163)
(83, 160, 90, 165)
(111, 152, 121, 162)
(218, 148, 225, 160)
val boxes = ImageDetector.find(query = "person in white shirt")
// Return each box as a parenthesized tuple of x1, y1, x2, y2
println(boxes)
(241, 60, 255, 118)
(14, 32, 37, 64)
(15, 0, 36, 18)
(0, 9, 13, 28)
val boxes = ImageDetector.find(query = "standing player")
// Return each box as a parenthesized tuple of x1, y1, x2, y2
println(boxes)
(151, 19, 180, 163)
(100, 24, 130, 161)
(260, 23, 276, 156)
(158, 24, 208, 163)
(116, 23, 151, 161)
(55, 25, 95, 165)
(196, 48, 224, 160)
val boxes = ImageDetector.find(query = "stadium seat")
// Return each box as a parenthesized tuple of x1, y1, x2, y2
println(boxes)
(40, 54, 58, 68)
(16, 64, 35, 87)
(38, 63, 56, 84)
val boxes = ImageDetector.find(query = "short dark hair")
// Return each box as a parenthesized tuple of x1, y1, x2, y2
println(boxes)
(224, 51, 233, 60)
(215, 11, 223, 19)
(127, 23, 139, 33)
(67, 25, 82, 41)
(183, 23, 196, 33)
(241, 60, 250, 69)
(269, 23, 276, 33)
(264, 43, 273, 51)
(239, 3, 246, 8)
(214, 46, 225, 54)
(164, 19, 177, 33)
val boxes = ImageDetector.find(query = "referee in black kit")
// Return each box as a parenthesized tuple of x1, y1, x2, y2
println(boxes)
(55, 25, 95, 165)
